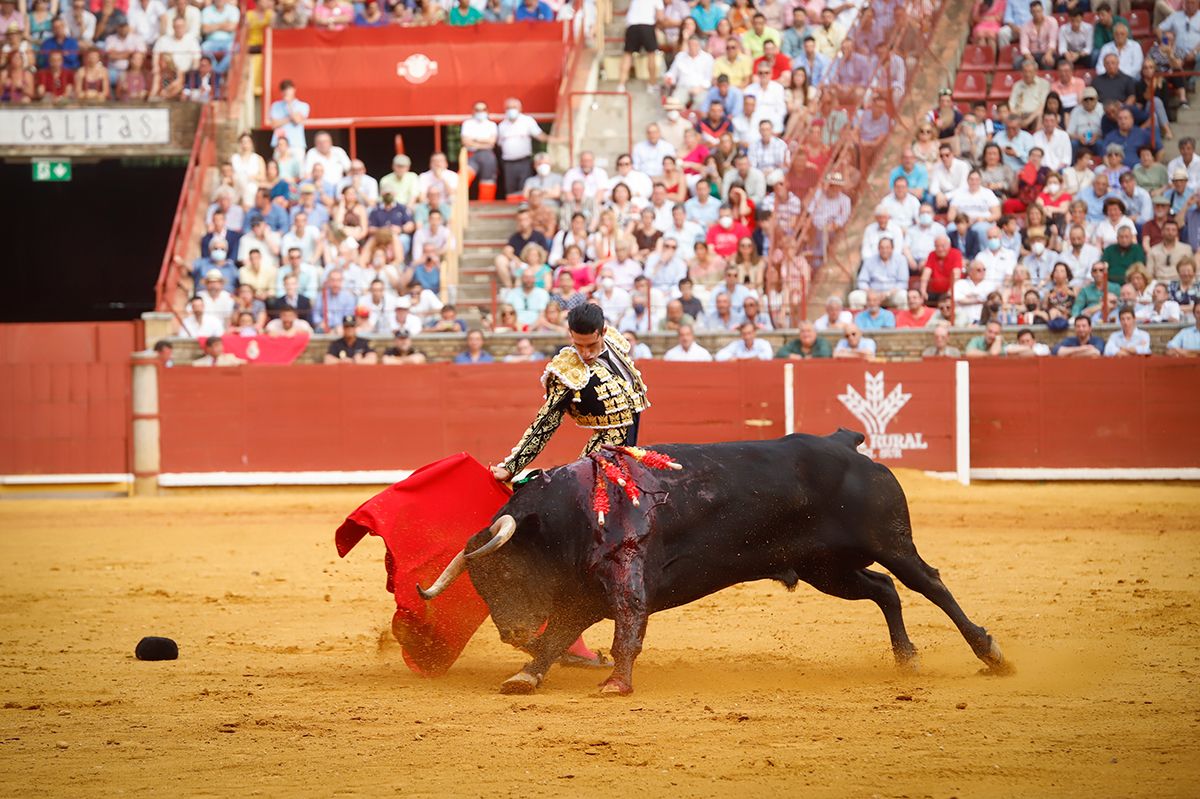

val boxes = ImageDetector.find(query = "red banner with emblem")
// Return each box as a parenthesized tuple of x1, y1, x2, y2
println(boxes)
(264, 24, 566, 125)
(220, 334, 309, 365)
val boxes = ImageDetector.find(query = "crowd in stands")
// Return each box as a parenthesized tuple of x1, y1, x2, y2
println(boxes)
(171, 0, 1199, 364)
(0, 0, 236, 102)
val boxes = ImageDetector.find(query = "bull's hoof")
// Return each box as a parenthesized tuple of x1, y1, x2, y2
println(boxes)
(597, 677, 633, 696)
(500, 671, 542, 694)
(980, 640, 1015, 676)
(894, 650, 920, 672)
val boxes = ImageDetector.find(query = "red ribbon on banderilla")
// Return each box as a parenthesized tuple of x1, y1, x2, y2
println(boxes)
(589, 446, 683, 526)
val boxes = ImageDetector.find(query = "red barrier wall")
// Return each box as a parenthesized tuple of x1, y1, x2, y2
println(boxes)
(969, 360, 1200, 469)
(266, 25, 565, 123)
(792, 361, 957, 471)
(0, 322, 138, 475)
(157, 361, 787, 473)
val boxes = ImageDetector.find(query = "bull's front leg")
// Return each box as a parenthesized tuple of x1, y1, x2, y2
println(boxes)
(600, 551, 648, 696)
(500, 613, 597, 695)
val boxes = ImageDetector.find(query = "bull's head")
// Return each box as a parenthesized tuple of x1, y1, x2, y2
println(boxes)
(416, 514, 553, 649)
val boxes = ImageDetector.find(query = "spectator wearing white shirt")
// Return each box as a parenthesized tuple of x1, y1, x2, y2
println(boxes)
(304, 131, 351, 183)
(632, 123, 676, 177)
(813, 295, 853, 332)
(128, 0, 167, 46)
(1104, 305, 1152, 355)
(338, 160, 379, 207)
(1096, 22, 1142, 79)
(947, 170, 1002, 255)
(663, 324, 713, 361)
(498, 97, 548, 198)
(1031, 111, 1073, 172)
(593, 266, 632, 323)
(153, 16, 200, 73)
(180, 295, 224, 338)
(280, 212, 322, 264)
(1060, 224, 1102, 286)
(747, 120, 790, 174)
(605, 153, 654, 202)
(164, 0, 200, 39)
(854, 237, 908, 308)
(1056, 8, 1092, 67)
(417, 151, 460, 202)
(731, 95, 759, 150)
(461, 100, 500, 201)
(1160, 0, 1200, 62)
(663, 36, 714, 105)
(860, 206, 905, 261)
(743, 64, 787, 132)
(953, 261, 997, 324)
(929, 144, 970, 213)
(562, 150, 609, 198)
(903, 204, 947, 273)
(715, 321, 774, 360)
(878, 177, 921, 229)
(977, 226, 1018, 285)
(1137, 283, 1183, 324)
(1167, 137, 1200, 194)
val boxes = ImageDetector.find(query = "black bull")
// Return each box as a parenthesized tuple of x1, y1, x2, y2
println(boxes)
(419, 431, 1012, 695)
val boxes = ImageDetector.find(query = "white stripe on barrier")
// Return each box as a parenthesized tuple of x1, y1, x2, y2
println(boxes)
(1, 474, 133, 485)
(157, 471, 414, 487)
(968, 468, 1200, 481)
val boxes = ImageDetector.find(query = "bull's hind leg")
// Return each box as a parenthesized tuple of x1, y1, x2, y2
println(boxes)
(881, 554, 1013, 675)
(500, 612, 599, 695)
(802, 567, 918, 666)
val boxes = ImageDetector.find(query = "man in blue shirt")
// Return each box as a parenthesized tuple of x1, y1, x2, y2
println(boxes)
(780, 8, 810, 60)
(691, 0, 724, 33)
(1167, 304, 1200, 356)
(513, 0, 554, 21)
(269, 79, 310, 155)
(312, 270, 359, 333)
(1100, 107, 1153, 167)
(703, 75, 744, 118)
(791, 35, 829, 85)
(889, 149, 930, 200)
(1077, 172, 1113, 222)
(38, 18, 79, 70)
(455, 330, 496, 363)
(856, 237, 909, 307)
(993, 115, 1034, 172)
(1052, 315, 1106, 357)
(854, 291, 897, 330)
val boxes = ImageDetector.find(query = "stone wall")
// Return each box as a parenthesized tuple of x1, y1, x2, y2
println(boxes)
(160, 323, 1189, 364)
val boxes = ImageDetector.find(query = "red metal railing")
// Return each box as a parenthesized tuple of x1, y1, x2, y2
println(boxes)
(154, 2, 251, 316)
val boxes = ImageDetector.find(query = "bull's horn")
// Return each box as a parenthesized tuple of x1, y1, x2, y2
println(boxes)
(416, 551, 467, 601)
(465, 515, 517, 560)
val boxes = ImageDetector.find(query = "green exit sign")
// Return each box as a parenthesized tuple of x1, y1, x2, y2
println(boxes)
(32, 160, 72, 182)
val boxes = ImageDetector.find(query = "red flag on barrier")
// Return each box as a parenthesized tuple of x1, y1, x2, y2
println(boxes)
(220, 334, 309, 365)
(334, 452, 512, 676)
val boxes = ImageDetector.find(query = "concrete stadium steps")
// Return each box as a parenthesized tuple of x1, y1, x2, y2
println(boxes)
(453, 200, 513, 309)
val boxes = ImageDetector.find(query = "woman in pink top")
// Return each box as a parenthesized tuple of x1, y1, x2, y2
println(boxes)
(971, 0, 1006, 54)
(706, 18, 732, 59)
(313, 0, 354, 30)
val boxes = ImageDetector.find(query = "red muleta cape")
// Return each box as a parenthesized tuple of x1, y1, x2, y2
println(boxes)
(334, 453, 511, 677)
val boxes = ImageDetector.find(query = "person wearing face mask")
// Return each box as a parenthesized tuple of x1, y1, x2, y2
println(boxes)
(975, 225, 1018, 286)
(497, 97, 548, 199)
(190, 240, 239, 289)
(1021, 227, 1059, 287)
(460, 101, 499, 201)
(522, 152, 564, 202)
(705, 205, 750, 258)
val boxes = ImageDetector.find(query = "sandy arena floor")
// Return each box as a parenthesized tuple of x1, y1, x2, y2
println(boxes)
(1, 474, 1198, 797)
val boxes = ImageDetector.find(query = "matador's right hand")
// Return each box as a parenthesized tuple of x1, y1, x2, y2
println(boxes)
(490, 464, 513, 482)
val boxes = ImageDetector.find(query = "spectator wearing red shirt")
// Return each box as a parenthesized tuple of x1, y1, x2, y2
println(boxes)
(752, 40, 792, 81)
(894, 289, 937, 327)
(920, 235, 963, 304)
(35, 50, 75, 100)
(705, 206, 751, 258)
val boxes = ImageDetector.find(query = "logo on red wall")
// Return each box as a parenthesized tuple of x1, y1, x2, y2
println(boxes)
(397, 53, 439, 84)
(837, 372, 928, 460)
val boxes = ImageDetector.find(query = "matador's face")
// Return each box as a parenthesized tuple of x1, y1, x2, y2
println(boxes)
(569, 329, 604, 366)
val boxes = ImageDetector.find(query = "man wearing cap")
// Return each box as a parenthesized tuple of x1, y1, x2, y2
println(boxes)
(378, 154, 421, 208)
(1066, 87, 1104, 158)
(1100, 108, 1152, 168)
(199, 270, 236, 324)
(1168, 138, 1200, 194)
(324, 315, 377, 363)
(390, 297, 424, 337)
(381, 329, 426, 364)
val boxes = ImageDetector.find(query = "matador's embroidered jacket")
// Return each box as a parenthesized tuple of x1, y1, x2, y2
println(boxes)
(500, 327, 650, 474)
